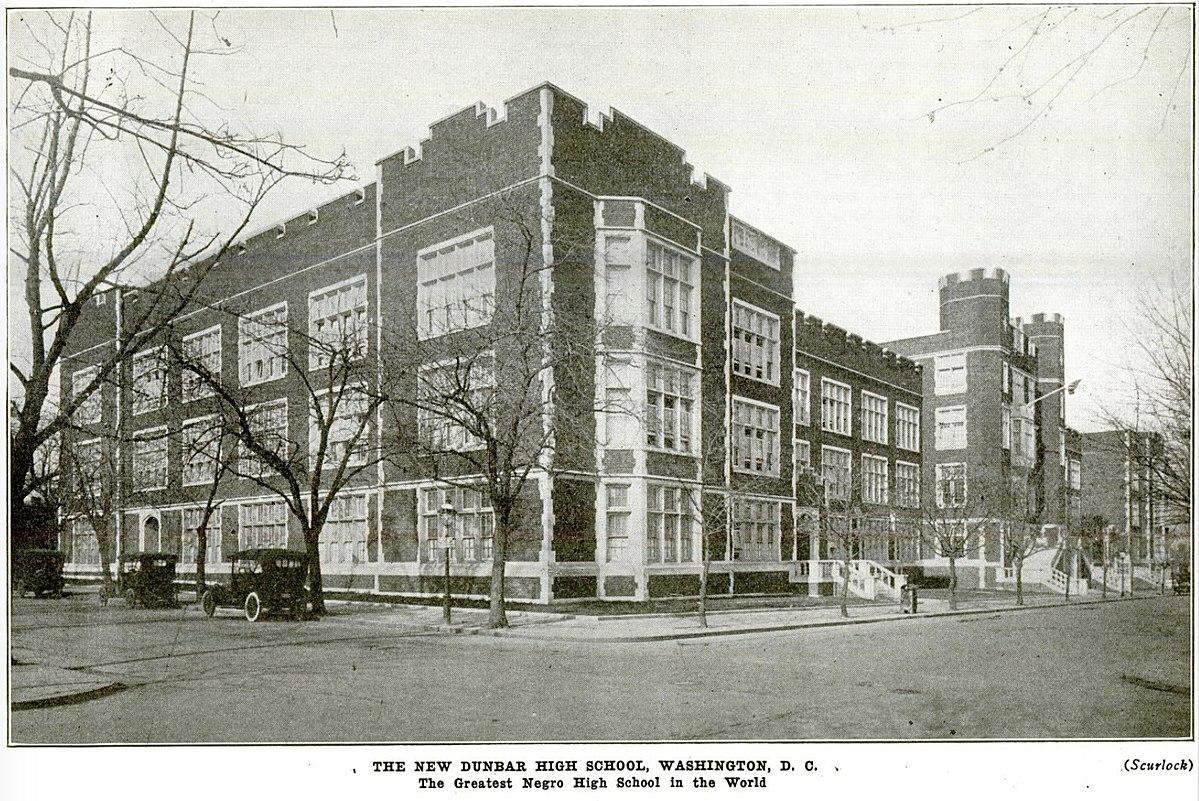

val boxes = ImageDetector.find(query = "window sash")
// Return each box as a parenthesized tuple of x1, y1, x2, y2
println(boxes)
(732, 399, 780, 476)
(731, 300, 780, 384)
(821, 379, 852, 435)
(239, 304, 289, 386)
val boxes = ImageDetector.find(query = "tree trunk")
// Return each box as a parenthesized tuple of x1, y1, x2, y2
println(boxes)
(305, 529, 325, 616)
(948, 554, 958, 611)
(1014, 556, 1024, 606)
(488, 510, 510, 629)
(840, 559, 850, 618)
(195, 523, 208, 594)
(96, 527, 115, 595)
(698, 554, 709, 628)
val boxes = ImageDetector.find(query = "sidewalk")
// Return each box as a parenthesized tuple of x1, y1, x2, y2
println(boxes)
(11, 653, 128, 711)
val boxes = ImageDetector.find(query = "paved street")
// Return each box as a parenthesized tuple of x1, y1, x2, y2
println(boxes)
(9, 592, 1190, 742)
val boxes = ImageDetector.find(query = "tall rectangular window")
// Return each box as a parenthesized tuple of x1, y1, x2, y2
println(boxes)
(239, 303, 289, 386)
(240, 399, 289, 476)
(731, 300, 780, 385)
(645, 239, 695, 337)
(896, 402, 920, 451)
(935, 463, 967, 508)
(130, 348, 167, 416)
(182, 415, 221, 486)
(72, 366, 101, 424)
(417, 228, 495, 340)
(794, 369, 811, 426)
(239, 500, 288, 549)
(646, 484, 694, 563)
(821, 446, 852, 501)
(935, 406, 967, 450)
(420, 486, 494, 562)
(602, 235, 636, 325)
(646, 360, 696, 453)
(861, 391, 889, 445)
(311, 388, 371, 471)
(821, 378, 852, 436)
(862, 455, 889, 505)
(320, 494, 368, 564)
(896, 461, 921, 508)
(795, 439, 811, 471)
(732, 498, 780, 561)
(182, 325, 222, 401)
(1002, 361, 1010, 394)
(182, 507, 222, 565)
(1069, 458, 1081, 491)
(732, 398, 780, 476)
(934, 353, 967, 395)
(70, 519, 101, 565)
(603, 357, 636, 448)
(74, 439, 103, 501)
(309, 275, 368, 368)
(131, 427, 167, 490)
(605, 484, 631, 562)
(1002, 404, 1012, 450)
(417, 357, 495, 452)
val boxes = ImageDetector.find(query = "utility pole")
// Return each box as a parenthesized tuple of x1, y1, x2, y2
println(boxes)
(440, 501, 456, 624)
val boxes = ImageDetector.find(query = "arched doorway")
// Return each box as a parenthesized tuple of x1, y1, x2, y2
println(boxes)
(141, 515, 161, 552)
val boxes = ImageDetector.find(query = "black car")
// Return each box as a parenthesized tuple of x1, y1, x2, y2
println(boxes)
(101, 552, 179, 608)
(12, 549, 65, 598)
(201, 549, 308, 622)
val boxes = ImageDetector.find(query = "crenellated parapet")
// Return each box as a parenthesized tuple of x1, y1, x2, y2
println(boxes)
(795, 309, 922, 391)
(938, 267, 1009, 288)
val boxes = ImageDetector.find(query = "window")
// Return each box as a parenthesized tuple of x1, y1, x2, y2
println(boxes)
(72, 366, 101, 424)
(309, 276, 368, 368)
(240, 399, 289, 476)
(862, 455, 889, 505)
(645, 239, 695, 337)
(821, 378, 852, 436)
(1069, 458, 1081, 491)
(605, 484, 631, 562)
(1059, 430, 1067, 467)
(603, 357, 637, 448)
(1002, 404, 1012, 450)
(794, 369, 811, 426)
(311, 388, 371, 471)
(419, 486, 494, 562)
(130, 348, 167, 415)
(602, 235, 636, 325)
(934, 353, 967, 395)
(861, 391, 888, 445)
(417, 228, 495, 339)
(896, 461, 920, 509)
(732, 398, 780, 476)
(182, 416, 221, 486)
(319, 494, 368, 564)
(731, 300, 780, 384)
(239, 303, 289, 386)
(896, 402, 920, 452)
(239, 501, 288, 549)
(646, 484, 694, 563)
(821, 446, 852, 502)
(731, 220, 782, 270)
(1002, 361, 1010, 394)
(646, 360, 696, 452)
(417, 358, 495, 451)
(182, 325, 221, 401)
(131, 428, 167, 490)
(182, 507, 222, 565)
(936, 463, 967, 508)
(70, 519, 101, 565)
(795, 439, 811, 471)
(935, 406, 967, 450)
(732, 498, 780, 561)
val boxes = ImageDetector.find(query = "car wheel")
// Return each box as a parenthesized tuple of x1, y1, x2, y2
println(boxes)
(201, 589, 217, 618)
(244, 591, 262, 622)
(124, 588, 137, 608)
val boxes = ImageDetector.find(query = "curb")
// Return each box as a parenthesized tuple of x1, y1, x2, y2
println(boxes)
(1120, 674, 1191, 696)
(11, 680, 130, 711)
(476, 594, 1171, 644)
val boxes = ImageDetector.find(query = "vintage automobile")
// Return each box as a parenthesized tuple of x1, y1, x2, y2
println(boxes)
(12, 549, 65, 598)
(1172, 565, 1191, 596)
(100, 552, 179, 608)
(201, 548, 309, 622)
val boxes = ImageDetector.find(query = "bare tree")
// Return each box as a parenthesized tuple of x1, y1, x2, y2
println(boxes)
(382, 199, 607, 629)
(173, 407, 240, 594)
(59, 430, 120, 596)
(8, 10, 350, 509)
(1078, 514, 1112, 601)
(919, 468, 996, 611)
(170, 306, 385, 616)
(997, 473, 1052, 606)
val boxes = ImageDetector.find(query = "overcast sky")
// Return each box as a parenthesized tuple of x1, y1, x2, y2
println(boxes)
(8, 5, 1194, 431)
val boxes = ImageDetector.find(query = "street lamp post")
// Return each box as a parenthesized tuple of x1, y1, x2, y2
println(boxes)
(440, 501, 456, 624)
